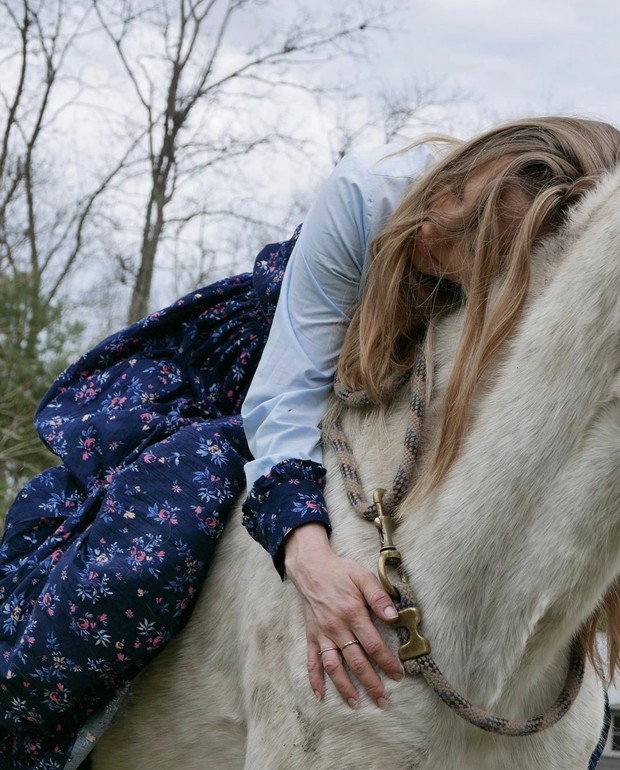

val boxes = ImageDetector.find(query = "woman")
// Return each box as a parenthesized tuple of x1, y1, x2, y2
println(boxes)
(241, 116, 620, 766)
(0, 116, 618, 768)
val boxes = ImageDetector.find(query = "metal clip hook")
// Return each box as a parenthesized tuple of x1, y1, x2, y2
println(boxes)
(373, 489, 402, 599)
(372, 491, 431, 659)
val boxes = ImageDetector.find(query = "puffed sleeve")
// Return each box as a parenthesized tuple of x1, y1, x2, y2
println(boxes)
(241, 145, 431, 574)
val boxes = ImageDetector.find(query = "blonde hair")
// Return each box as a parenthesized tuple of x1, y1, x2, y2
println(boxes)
(336, 116, 620, 676)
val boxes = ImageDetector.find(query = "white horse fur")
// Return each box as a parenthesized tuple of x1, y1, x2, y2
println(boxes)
(93, 168, 620, 770)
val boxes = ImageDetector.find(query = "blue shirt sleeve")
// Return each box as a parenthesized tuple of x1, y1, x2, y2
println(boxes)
(240, 144, 432, 565)
(242, 152, 368, 488)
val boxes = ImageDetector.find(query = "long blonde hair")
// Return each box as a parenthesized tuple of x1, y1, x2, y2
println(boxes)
(336, 116, 620, 676)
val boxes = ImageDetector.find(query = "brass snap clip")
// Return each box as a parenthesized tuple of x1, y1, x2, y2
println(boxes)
(373, 488, 403, 599)
(373, 488, 431, 661)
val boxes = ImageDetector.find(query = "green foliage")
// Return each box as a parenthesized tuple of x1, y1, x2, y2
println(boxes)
(0, 273, 83, 523)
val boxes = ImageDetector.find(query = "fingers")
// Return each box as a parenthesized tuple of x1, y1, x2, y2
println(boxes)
(292, 548, 404, 708)
(312, 631, 397, 709)
(351, 571, 404, 681)
(358, 574, 399, 623)
(318, 592, 403, 706)
(349, 620, 403, 684)
(318, 645, 361, 708)
(338, 638, 389, 708)
(306, 638, 325, 701)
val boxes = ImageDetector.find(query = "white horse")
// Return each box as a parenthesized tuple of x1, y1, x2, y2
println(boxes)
(93, 168, 620, 770)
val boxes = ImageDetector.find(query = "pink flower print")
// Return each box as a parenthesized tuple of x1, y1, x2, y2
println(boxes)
(105, 468, 118, 485)
(78, 426, 100, 461)
(131, 547, 146, 562)
(143, 452, 157, 464)
(40, 593, 54, 616)
(205, 517, 218, 529)
(50, 549, 63, 564)
(159, 364, 173, 384)
(155, 506, 177, 525)
(147, 501, 179, 526)
(49, 683, 65, 703)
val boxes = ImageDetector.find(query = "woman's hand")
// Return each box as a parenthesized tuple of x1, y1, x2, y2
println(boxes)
(284, 522, 403, 709)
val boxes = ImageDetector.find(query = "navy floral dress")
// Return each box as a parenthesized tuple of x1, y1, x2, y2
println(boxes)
(0, 230, 298, 769)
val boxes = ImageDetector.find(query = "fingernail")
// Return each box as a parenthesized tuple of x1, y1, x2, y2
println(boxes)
(391, 668, 405, 682)
(314, 690, 322, 701)
(347, 697, 359, 709)
(377, 696, 389, 709)
(384, 606, 398, 619)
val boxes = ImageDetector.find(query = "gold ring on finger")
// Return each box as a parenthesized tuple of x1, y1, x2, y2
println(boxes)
(318, 646, 339, 656)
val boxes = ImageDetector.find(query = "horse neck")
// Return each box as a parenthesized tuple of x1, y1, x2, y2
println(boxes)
(332, 182, 620, 714)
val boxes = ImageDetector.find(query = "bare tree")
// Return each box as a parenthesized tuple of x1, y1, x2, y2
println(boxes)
(0, 2, 127, 304)
(0, 0, 135, 512)
(324, 77, 472, 166)
(90, 0, 403, 322)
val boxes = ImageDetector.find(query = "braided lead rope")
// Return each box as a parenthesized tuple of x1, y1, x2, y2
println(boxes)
(396, 582, 586, 736)
(328, 354, 427, 521)
(329, 356, 586, 736)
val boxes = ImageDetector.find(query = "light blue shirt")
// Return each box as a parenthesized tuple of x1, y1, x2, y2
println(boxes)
(242, 143, 433, 489)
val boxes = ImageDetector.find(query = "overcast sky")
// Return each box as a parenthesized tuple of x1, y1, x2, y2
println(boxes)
(5, 0, 619, 328)
(232, 0, 620, 220)
(101, 0, 620, 314)
(364, 0, 620, 131)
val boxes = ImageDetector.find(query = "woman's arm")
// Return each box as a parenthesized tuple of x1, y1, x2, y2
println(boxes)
(241, 144, 431, 707)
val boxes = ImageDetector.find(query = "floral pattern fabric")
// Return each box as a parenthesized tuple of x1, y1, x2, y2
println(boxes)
(242, 459, 329, 577)
(0, 228, 317, 769)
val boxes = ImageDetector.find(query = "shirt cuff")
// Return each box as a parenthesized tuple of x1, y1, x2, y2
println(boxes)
(241, 459, 331, 578)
